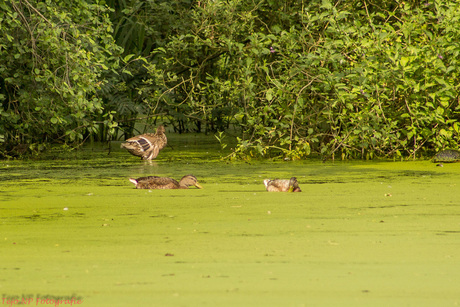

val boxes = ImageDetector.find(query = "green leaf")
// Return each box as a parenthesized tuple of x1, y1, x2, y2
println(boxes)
(266, 89, 273, 102)
(123, 54, 135, 62)
(122, 69, 133, 76)
(400, 57, 410, 67)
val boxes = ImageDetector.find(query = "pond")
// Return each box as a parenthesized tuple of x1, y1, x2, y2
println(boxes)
(1, 133, 459, 306)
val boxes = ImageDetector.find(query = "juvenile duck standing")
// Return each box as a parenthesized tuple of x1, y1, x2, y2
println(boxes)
(121, 125, 167, 160)
(263, 177, 302, 192)
(129, 175, 203, 190)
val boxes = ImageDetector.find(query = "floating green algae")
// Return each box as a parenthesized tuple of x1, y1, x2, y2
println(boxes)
(1, 135, 460, 306)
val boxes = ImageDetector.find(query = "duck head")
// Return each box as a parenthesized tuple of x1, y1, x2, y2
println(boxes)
(288, 177, 302, 192)
(180, 175, 203, 189)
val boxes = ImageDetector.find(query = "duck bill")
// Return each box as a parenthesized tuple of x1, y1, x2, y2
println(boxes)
(195, 183, 203, 189)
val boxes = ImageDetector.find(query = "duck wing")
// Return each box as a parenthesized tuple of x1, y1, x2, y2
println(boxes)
(145, 143, 161, 160)
(265, 179, 290, 192)
(121, 135, 150, 152)
(137, 176, 180, 189)
(138, 133, 167, 160)
(136, 135, 155, 152)
(122, 133, 165, 160)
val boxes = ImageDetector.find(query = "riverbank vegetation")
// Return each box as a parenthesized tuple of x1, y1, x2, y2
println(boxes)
(1, 0, 460, 160)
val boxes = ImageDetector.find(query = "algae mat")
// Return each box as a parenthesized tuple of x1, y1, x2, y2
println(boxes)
(1, 144, 460, 306)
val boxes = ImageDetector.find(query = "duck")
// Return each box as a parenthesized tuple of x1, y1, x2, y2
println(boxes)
(263, 177, 302, 192)
(129, 175, 203, 190)
(121, 125, 167, 160)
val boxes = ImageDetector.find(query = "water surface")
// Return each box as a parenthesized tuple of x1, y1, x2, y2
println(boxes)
(1, 134, 459, 306)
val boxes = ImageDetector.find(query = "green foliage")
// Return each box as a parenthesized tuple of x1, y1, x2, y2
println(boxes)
(143, 0, 460, 159)
(99, 0, 196, 137)
(0, 0, 121, 156)
(106, 0, 193, 56)
(2, 0, 460, 160)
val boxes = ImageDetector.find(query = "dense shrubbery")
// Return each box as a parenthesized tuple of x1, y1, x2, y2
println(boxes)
(145, 0, 460, 160)
(1, 0, 460, 159)
(0, 0, 121, 155)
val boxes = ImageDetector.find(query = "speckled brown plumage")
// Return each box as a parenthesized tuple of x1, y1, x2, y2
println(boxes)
(121, 125, 167, 160)
(129, 175, 203, 190)
(263, 177, 301, 192)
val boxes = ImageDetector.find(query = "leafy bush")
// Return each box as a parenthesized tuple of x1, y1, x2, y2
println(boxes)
(2, 0, 460, 160)
(0, 0, 121, 156)
(144, 0, 460, 159)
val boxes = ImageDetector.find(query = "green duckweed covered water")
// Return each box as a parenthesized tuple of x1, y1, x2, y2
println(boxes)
(1, 134, 459, 306)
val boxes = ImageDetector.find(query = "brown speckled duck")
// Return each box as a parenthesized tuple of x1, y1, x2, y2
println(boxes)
(263, 177, 302, 192)
(129, 175, 203, 190)
(121, 125, 167, 160)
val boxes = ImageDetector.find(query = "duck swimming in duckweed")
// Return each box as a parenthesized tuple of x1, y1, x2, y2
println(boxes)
(121, 125, 167, 160)
(129, 175, 203, 190)
(263, 177, 302, 192)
